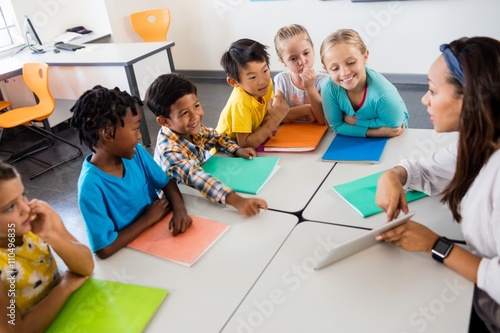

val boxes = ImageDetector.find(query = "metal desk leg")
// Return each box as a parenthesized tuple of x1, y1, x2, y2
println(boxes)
(124, 64, 151, 147)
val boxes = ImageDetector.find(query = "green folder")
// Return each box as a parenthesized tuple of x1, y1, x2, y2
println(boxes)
(46, 278, 168, 333)
(201, 156, 280, 194)
(333, 170, 428, 217)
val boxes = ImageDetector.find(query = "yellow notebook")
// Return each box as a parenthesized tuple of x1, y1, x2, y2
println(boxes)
(128, 213, 230, 267)
(263, 122, 328, 152)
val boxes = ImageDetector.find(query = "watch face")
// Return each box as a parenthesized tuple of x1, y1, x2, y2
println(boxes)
(434, 239, 451, 254)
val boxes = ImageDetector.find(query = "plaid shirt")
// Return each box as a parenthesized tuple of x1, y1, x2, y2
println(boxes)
(154, 125, 240, 204)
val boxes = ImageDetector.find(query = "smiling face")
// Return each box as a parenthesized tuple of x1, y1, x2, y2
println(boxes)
(322, 43, 368, 92)
(279, 35, 315, 75)
(159, 93, 203, 139)
(230, 61, 271, 99)
(0, 176, 31, 238)
(421, 56, 463, 132)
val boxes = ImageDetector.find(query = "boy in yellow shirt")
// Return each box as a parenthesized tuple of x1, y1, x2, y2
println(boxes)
(216, 38, 289, 148)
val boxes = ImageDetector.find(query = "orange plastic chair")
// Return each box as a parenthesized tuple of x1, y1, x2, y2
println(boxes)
(0, 101, 12, 111)
(0, 62, 82, 179)
(129, 8, 171, 42)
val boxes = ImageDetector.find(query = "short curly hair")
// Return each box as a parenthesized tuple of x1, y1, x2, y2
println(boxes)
(69, 85, 142, 152)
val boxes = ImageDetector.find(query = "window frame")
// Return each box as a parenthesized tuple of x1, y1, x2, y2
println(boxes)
(0, 1, 24, 53)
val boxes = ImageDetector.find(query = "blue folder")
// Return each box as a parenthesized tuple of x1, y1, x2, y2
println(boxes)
(321, 135, 388, 164)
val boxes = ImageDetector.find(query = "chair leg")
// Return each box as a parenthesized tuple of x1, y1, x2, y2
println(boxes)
(7, 136, 53, 163)
(23, 122, 83, 179)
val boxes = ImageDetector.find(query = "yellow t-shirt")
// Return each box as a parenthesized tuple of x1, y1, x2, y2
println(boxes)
(0, 232, 59, 313)
(215, 79, 274, 141)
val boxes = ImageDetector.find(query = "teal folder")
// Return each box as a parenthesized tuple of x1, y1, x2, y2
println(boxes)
(322, 135, 388, 163)
(201, 156, 280, 194)
(333, 171, 428, 217)
(46, 278, 168, 333)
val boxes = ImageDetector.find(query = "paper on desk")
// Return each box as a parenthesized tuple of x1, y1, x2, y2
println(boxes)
(53, 31, 82, 43)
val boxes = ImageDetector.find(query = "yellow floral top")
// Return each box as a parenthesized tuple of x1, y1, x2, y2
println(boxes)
(0, 232, 59, 313)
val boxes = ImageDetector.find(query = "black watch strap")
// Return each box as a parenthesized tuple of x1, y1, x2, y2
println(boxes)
(431, 237, 454, 263)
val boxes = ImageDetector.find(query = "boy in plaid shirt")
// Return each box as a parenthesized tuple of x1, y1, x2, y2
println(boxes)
(145, 73, 268, 217)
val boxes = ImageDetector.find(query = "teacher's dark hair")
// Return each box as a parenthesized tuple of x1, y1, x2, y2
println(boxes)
(441, 37, 500, 222)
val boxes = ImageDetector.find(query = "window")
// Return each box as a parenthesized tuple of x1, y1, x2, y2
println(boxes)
(0, 0, 23, 52)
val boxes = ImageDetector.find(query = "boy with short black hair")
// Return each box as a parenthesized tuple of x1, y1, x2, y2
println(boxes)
(70, 85, 192, 259)
(145, 73, 268, 217)
(216, 38, 289, 148)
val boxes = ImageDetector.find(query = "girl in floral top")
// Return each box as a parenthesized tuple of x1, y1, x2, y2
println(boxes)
(0, 162, 93, 332)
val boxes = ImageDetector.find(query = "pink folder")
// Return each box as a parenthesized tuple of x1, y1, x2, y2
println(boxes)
(128, 213, 230, 267)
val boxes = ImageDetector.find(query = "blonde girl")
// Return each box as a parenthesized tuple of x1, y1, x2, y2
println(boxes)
(320, 29, 408, 137)
(274, 24, 327, 124)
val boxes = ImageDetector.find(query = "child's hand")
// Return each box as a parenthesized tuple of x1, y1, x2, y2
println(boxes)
(267, 96, 289, 122)
(144, 199, 170, 226)
(343, 114, 357, 125)
(306, 109, 317, 123)
(169, 212, 192, 236)
(58, 270, 88, 294)
(226, 192, 268, 217)
(235, 147, 257, 160)
(368, 125, 405, 138)
(300, 67, 316, 90)
(29, 199, 60, 239)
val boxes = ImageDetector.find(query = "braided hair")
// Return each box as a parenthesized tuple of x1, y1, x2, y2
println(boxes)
(70, 85, 142, 152)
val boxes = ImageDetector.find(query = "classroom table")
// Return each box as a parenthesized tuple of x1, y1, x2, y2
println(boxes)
(0, 42, 175, 145)
(221, 221, 474, 333)
(92, 193, 298, 333)
(302, 129, 465, 241)
(180, 129, 336, 215)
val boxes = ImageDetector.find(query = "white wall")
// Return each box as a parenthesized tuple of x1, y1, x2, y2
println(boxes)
(10, 0, 111, 44)
(8, 0, 500, 75)
(104, 0, 500, 75)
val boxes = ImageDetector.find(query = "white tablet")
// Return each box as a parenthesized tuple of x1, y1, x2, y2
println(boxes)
(314, 211, 415, 270)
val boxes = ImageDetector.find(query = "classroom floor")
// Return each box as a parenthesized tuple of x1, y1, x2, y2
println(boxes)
(0, 78, 431, 254)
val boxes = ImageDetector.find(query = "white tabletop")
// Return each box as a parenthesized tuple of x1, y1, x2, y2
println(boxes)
(0, 42, 174, 79)
(302, 129, 464, 241)
(92, 194, 298, 333)
(221, 221, 473, 333)
(181, 130, 336, 214)
(14, 42, 174, 66)
(0, 57, 23, 80)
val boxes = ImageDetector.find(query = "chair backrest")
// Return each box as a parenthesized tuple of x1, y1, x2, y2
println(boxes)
(23, 62, 55, 120)
(129, 8, 170, 42)
(0, 62, 54, 128)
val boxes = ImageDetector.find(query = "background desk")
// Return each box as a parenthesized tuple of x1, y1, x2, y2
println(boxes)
(181, 130, 335, 215)
(93, 194, 297, 333)
(221, 222, 473, 333)
(1, 42, 175, 146)
(302, 129, 464, 241)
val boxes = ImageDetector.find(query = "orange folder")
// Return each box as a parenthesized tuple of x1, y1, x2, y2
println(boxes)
(263, 122, 329, 152)
(127, 213, 230, 267)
